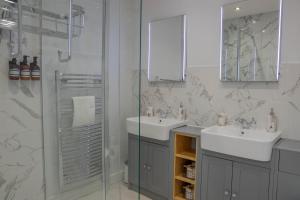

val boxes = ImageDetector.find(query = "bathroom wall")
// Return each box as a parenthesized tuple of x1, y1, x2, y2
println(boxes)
(0, 1, 44, 200)
(138, 0, 300, 140)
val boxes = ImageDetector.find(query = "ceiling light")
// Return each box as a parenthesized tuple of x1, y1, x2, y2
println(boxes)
(252, 20, 256, 24)
(235, 7, 240, 11)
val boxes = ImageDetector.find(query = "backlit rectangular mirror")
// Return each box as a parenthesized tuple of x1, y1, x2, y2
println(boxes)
(148, 15, 187, 82)
(220, 0, 282, 82)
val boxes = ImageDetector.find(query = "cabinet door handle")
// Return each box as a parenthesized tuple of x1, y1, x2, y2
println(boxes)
(232, 193, 237, 198)
(224, 190, 230, 196)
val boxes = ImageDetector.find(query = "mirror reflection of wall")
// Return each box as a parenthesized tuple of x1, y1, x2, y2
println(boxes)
(147, 15, 187, 82)
(221, 0, 282, 82)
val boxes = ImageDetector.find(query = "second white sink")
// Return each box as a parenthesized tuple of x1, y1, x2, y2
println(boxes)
(127, 116, 187, 141)
(201, 125, 281, 161)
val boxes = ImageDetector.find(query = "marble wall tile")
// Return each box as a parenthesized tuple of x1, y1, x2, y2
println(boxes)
(0, 31, 44, 200)
(138, 64, 300, 140)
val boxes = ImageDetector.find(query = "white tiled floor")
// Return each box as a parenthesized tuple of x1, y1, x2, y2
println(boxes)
(78, 183, 151, 200)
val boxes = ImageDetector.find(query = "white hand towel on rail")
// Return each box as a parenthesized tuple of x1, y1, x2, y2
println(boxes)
(72, 96, 95, 127)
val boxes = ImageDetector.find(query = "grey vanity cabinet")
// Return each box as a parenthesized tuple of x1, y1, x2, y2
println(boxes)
(201, 155, 270, 200)
(277, 172, 300, 200)
(201, 156, 233, 200)
(231, 163, 269, 200)
(274, 139, 300, 200)
(128, 134, 169, 199)
(128, 136, 148, 188)
(147, 142, 169, 197)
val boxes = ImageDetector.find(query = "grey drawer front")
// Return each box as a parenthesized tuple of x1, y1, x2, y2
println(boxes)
(279, 151, 300, 175)
(277, 172, 300, 200)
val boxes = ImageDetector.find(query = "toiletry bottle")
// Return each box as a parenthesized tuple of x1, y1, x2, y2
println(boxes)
(146, 106, 154, 117)
(217, 113, 228, 126)
(20, 55, 30, 80)
(267, 108, 277, 132)
(9, 58, 20, 80)
(30, 57, 40, 80)
(178, 103, 186, 120)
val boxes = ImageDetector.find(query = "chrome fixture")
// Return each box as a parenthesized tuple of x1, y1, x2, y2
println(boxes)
(55, 71, 104, 191)
(58, 0, 73, 62)
(0, 0, 85, 60)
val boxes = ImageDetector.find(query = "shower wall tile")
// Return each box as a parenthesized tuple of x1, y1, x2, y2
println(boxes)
(0, 31, 44, 200)
(137, 63, 300, 140)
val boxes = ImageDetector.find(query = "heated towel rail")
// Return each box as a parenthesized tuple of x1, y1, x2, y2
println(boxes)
(55, 71, 104, 192)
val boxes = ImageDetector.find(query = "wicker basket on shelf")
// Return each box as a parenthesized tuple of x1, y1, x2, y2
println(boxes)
(184, 163, 196, 179)
(183, 184, 194, 200)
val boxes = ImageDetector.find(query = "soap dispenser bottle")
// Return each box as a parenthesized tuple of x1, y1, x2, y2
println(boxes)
(30, 57, 40, 80)
(20, 55, 30, 80)
(178, 103, 186, 121)
(267, 108, 278, 132)
(9, 58, 20, 80)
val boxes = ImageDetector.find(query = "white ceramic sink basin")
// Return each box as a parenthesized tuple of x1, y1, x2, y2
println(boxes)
(201, 125, 281, 161)
(127, 116, 187, 141)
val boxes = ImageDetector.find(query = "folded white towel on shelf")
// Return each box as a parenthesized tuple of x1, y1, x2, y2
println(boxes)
(72, 96, 95, 127)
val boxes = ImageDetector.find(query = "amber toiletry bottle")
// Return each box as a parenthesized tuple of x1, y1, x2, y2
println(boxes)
(20, 55, 30, 80)
(30, 57, 40, 80)
(9, 58, 20, 80)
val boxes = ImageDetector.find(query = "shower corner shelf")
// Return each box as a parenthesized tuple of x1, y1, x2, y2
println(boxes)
(0, 0, 85, 39)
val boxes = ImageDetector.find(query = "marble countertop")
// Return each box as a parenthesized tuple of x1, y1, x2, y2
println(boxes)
(172, 125, 202, 137)
(274, 139, 300, 152)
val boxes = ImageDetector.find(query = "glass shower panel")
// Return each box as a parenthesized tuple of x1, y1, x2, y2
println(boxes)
(41, 0, 104, 200)
(105, 0, 142, 199)
(0, 0, 43, 200)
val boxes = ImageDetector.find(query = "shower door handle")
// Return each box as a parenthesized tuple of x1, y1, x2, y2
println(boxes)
(58, 0, 73, 62)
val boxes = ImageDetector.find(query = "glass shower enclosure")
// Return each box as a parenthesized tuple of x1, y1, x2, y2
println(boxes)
(0, 0, 142, 199)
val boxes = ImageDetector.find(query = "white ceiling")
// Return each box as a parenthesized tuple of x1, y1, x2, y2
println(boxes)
(223, 0, 280, 19)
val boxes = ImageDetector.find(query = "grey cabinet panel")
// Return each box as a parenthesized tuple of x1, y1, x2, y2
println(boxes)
(128, 135, 169, 199)
(128, 136, 148, 188)
(147, 143, 169, 198)
(232, 162, 269, 200)
(128, 135, 139, 186)
(277, 172, 300, 200)
(140, 141, 149, 188)
(279, 151, 300, 175)
(201, 155, 232, 200)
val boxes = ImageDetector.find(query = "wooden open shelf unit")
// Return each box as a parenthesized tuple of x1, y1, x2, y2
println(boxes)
(173, 133, 198, 200)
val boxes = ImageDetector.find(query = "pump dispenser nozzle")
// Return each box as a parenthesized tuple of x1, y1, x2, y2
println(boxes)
(20, 55, 30, 80)
(22, 55, 29, 65)
(30, 56, 40, 81)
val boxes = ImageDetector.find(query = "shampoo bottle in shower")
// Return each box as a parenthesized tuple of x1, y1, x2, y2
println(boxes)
(9, 58, 20, 80)
(30, 57, 40, 80)
(20, 55, 30, 80)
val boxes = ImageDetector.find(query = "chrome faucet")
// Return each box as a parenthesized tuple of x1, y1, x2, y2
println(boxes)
(235, 117, 256, 129)
(157, 107, 172, 119)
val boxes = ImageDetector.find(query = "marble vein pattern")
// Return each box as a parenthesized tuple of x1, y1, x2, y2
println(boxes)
(0, 2, 44, 197)
(137, 64, 300, 140)
(222, 11, 279, 81)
